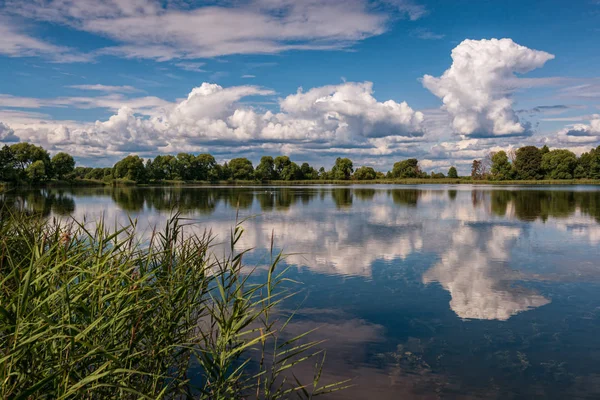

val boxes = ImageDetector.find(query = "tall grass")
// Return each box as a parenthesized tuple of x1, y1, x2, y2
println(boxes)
(0, 210, 347, 399)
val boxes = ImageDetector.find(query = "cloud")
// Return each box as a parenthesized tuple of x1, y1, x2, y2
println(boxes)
(0, 93, 172, 116)
(5, 81, 425, 158)
(67, 84, 141, 93)
(241, 75, 256, 79)
(423, 38, 554, 138)
(0, 122, 20, 142)
(277, 81, 425, 140)
(557, 79, 600, 99)
(0, 17, 91, 62)
(517, 105, 578, 116)
(382, 0, 428, 20)
(411, 27, 444, 40)
(556, 114, 600, 144)
(5, 0, 425, 60)
(174, 62, 206, 72)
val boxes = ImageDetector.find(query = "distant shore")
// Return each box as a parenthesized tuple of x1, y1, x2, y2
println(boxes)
(4, 178, 600, 190)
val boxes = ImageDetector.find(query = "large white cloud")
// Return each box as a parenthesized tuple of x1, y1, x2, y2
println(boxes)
(4, 82, 425, 158)
(423, 38, 555, 138)
(278, 82, 424, 140)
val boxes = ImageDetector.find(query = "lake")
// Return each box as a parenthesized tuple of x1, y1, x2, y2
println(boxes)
(3, 184, 600, 399)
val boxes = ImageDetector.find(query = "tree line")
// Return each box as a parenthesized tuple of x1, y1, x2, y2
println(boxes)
(471, 145, 600, 181)
(2, 142, 600, 185)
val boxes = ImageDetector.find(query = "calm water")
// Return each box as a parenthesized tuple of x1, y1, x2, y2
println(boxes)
(3, 185, 600, 399)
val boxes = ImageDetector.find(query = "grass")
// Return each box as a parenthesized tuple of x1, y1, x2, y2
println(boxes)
(0, 210, 347, 399)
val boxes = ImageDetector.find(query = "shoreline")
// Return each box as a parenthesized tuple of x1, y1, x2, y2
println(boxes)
(3, 178, 600, 190)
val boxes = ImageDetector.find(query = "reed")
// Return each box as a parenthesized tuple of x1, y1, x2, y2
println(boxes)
(0, 210, 347, 399)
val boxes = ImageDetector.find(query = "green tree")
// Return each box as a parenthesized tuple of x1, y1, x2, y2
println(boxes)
(491, 151, 513, 180)
(578, 146, 600, 179)
(391, 159, 420, 179)
(447, 166, 458, 178)
(219, 162, 232, 180)
(590, 146, 600, 179)
(228, 158, 254, 180)
(541, 149, 578, 179)
(255, 156, 276, 181)
(353, 166, 377, 180)
(318, 167, 328, 180)
(148, 155, 177, 181)
(300, 162, 317, 180)
(26, 160, 47, 183)
(10, 142, 51, 181)
(273, 156, 291, 179)
(280, 162, 302, 180)
(196, 153, 217, 181)
(51, 152, 75, 179)
(176, 153, 196, 180)
(514, 146, 543, 180)
(113, 155, 147, 182)
(540, 144, 550, 155)
(0, 145, 16, 182)
(331, 157, 354, 180)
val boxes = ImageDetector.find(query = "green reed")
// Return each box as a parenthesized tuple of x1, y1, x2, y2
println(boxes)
(0, 210, 348, 399)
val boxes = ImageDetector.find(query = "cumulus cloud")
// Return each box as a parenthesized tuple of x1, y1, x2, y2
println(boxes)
(555, 114, 600, 144)
(6, 81, 425, 157)
(0, 122, 20, 142)
(276, 82, 425, 140)
(423, 38, 555, 138)
(5, 0, 424, 60)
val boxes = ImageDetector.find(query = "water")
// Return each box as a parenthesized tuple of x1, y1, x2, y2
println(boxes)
(3, 184, 600, 399)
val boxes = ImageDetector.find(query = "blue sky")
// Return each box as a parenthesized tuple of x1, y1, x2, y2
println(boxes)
(0, 0, 599, 172)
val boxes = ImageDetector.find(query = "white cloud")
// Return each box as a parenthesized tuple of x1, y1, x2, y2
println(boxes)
(555, 114, 600, 144)
(67, 84, 141, 93)
(174, 62, 206, 73)
(277, 81, 425, 140)
(0, 17, 91, 62)
(382, 0, 428, 20)
(411, 27, 444, 40)
(0, 93, 172, 117)
(4, 81, 425, 158)
(0, 121, 20, 142)
(423, 38, 555, 138)
(557, 80, 600, 99)
(5, 0, 424, 60)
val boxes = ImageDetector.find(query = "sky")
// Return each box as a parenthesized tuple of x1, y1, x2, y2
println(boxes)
(0, 0, 599, 173)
